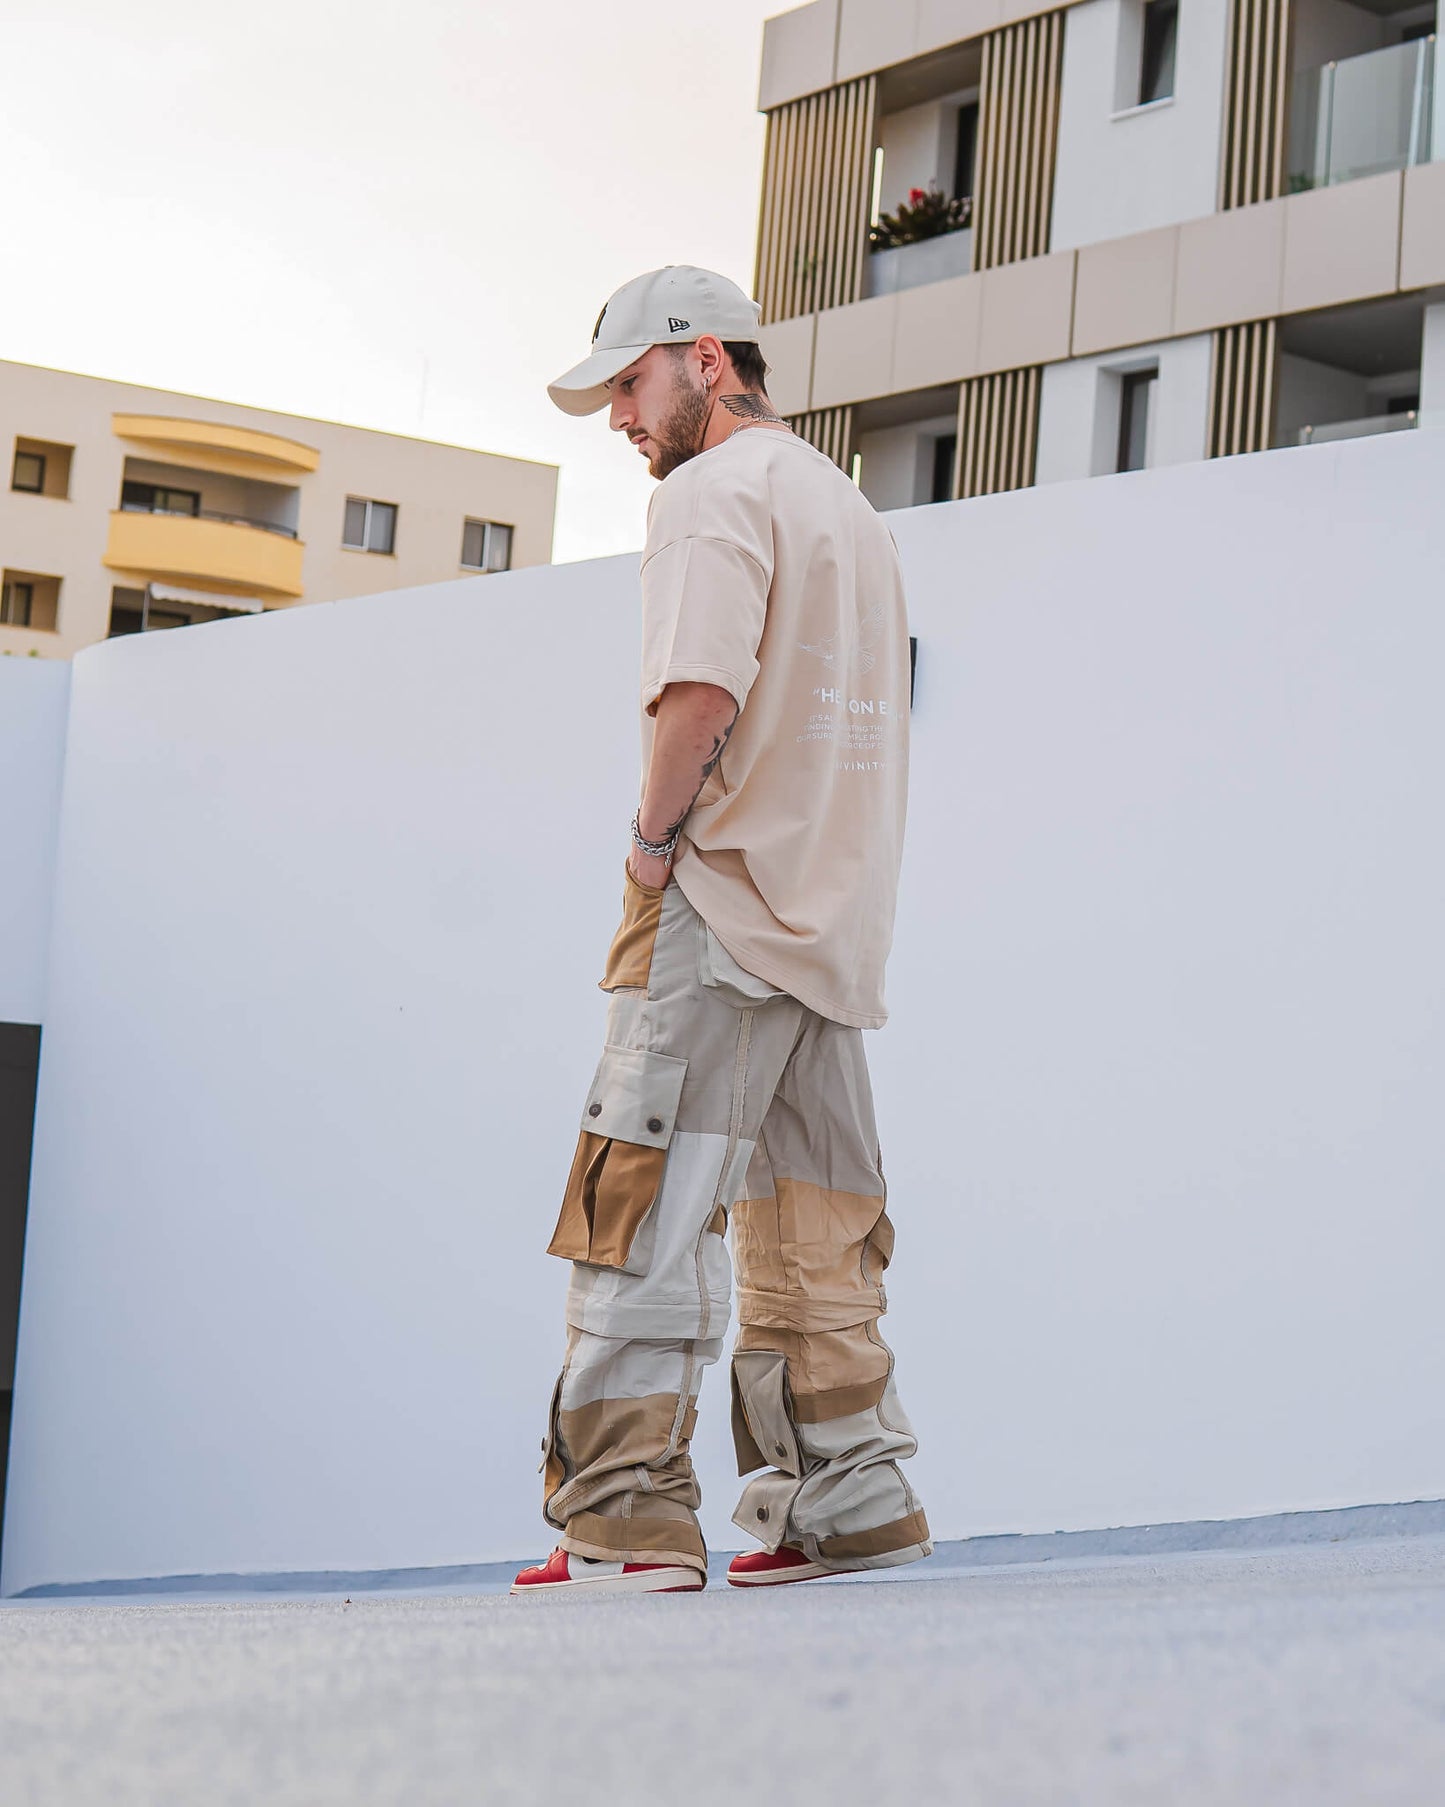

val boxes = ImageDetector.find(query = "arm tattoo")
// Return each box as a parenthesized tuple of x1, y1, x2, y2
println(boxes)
(659, 714, 737, 840)
(720, 393, 784, 423)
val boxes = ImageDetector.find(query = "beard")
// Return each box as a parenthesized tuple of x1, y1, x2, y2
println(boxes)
(646, 364, 712, 478)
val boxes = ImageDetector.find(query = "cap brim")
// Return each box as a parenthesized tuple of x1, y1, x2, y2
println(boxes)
(547, 343, 653, 416)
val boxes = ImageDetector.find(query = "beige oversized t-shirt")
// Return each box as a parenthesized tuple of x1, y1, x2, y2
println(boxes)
(639, 427, 910, 1030)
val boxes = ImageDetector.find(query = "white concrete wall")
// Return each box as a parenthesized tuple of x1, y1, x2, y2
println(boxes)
(0, 660, 70, 1027)
(1050, 0, 1233, 250)
(5, 429, 1445, 1593)
(1420, 300, 1445, 421)
(1036, 334, 1213, 481)
(856, 412, 956, 509)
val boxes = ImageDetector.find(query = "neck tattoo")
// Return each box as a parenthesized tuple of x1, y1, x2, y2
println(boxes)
(720, 392, 789, 430)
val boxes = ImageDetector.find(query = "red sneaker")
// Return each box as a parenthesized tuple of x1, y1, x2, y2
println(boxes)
(510, 1546, 704, 1596)
(726, 1546, 858, 1587)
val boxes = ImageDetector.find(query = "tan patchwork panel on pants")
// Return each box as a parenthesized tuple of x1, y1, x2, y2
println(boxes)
(539, 869, 930, 1576)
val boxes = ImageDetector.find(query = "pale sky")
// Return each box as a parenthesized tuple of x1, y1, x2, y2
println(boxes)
(0, 0, 783, 565)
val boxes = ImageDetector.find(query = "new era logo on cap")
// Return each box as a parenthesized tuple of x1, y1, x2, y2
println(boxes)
(668, 317, 690, 332)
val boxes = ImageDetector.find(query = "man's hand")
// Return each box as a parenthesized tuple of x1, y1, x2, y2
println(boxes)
(627, 846, 674, 891)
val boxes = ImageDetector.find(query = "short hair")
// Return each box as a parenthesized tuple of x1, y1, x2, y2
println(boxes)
(724, 340, 771, 393)
(667, 339, 771, 394)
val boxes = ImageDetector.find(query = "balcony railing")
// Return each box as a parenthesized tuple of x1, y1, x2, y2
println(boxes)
(119, 501, 298, 538)
(863, 226, 974, 299)
(1297, 411, 1419, 446)
(1287, 37, 1435, 192)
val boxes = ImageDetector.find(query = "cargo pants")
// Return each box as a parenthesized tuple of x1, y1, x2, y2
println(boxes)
(541, 865, 931, 1579)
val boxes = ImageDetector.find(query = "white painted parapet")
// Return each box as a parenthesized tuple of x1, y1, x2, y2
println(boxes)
(4, 433, 1444, 1594)
(0, 661, 70, 1028)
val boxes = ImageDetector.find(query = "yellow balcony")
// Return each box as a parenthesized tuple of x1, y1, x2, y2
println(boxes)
(104, 509, 305, 600)
(112, 414, 320, 476)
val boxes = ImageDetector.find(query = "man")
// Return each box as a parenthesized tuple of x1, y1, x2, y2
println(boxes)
(512, 265, 929, 1595)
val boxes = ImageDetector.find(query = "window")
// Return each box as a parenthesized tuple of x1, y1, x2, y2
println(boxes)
(11, 451, 44, 494)
(1139, 0, 1178, 105)
(460, 518, 513, 573)
(108, 588, 146, 637)
(1116, 369, 1157, 472)
(930, 434, 957, 504)
(343, 497, 397, 554)
(11, 438, 72, 498)
(121, 480, 200, 517)
(0, 571, 60, 631)
(106, 586, 194, 635)
(1, 580, 34, 627)
(953, 104, 979, 202)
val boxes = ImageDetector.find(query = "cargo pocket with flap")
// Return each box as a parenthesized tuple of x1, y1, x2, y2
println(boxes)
(730, 1348, 802, 1478)
(546, 1044, 688, 1274)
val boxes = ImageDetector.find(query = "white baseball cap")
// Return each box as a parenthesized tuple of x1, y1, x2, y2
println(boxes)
(547, 265, 764, 417)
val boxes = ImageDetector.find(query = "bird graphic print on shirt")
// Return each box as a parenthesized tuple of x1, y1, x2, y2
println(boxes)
(799, 599, 886, 677)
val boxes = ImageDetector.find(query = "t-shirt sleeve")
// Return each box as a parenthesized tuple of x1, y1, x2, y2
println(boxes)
(639, 461, 773, 718)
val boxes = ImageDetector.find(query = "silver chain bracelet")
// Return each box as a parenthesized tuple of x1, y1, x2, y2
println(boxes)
(631, 811, 680, 861)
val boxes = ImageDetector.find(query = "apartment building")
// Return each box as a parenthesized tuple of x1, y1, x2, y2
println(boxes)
(752, 0, 1444, 505)
(0, 359, 558, 660)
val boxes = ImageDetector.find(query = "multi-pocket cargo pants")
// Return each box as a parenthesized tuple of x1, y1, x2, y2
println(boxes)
(540, 866, 931, 1579)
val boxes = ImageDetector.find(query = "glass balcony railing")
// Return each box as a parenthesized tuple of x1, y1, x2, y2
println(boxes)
(1297, 411, 1419, 446)
(1287, 37, 1435, 191)
(863, 226, 973, 299)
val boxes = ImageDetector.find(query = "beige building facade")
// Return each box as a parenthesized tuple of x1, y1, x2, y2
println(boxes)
(1, 359, 557, 660)
(754, 0, 1445, 506)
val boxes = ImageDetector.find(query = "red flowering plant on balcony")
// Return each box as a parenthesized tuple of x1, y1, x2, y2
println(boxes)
(869, 184, 972, 250)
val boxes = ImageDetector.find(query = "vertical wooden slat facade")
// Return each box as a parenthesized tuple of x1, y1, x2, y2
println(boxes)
(973, 12, 1066, 271)
(1208, 320, 1279, 456)
(754, 77, 879, 324)
(954, 368, 1043, 498)
(787, 406, 855, 473)
(1220, 0, 1293, 208)
(1211, 0, 1289, 456)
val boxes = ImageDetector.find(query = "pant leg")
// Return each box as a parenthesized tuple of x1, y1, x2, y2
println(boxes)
(729, 1013, 931, 1572)
(541, 1325, 721, 1572)
(540, 870, 804, 1575)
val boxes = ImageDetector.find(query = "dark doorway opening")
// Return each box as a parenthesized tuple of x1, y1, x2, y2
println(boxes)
(931, 432, 958, 503)
(0, 1023, 41, 1569)
(953, 102, 979, 204)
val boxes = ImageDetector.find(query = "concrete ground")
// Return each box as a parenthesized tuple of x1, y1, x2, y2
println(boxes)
(3, 1532, 1444, 1806)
